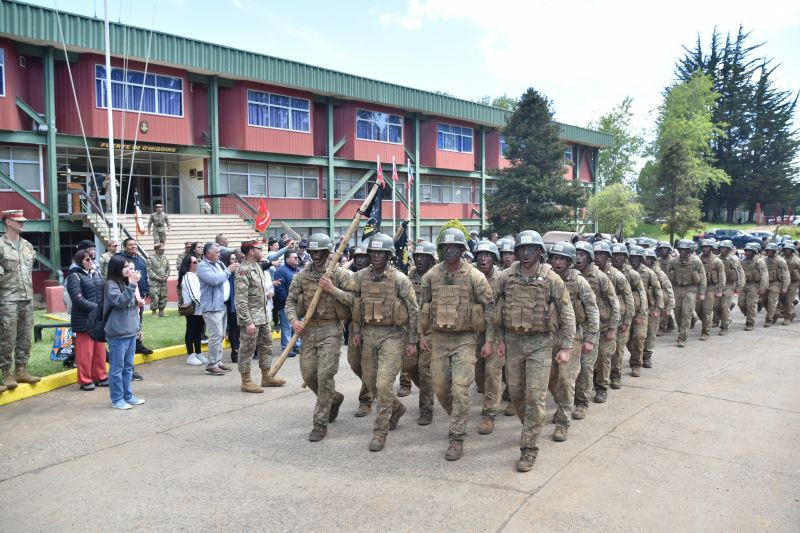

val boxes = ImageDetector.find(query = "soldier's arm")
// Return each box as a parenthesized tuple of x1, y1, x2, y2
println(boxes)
(652, 270, 664, 309)
(234, 271, 252, 326)
(551, 275, 576, 349)
(697, 260, 707, 293)
(602, 274, 620, 331)
(734, 259, 746, 292)
(397, 275, 419, 344)
(633, 273, 648, 318)
(473, 270, 496, 343)
(165, 261, 171, 281)
(285, 272, 302, 323)
(757, 260, 769, 291)
(780, 259, 790, 291)
(493, 270, 508, 343)
(715, 259, 726, 293)
(328, 268, 355, 306)
(350, 271, 363, 335)
(579, 277, 599, 344)
(621, 277, 635, 325)
(417, 271, 432, 338)
(147, 213, 154, 231)
(165, 213, 171, 228)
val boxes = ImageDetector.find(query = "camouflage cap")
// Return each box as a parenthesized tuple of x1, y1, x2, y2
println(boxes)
(1, 209, 27, 221)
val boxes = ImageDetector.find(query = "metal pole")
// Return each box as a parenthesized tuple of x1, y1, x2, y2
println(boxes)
(326, 99, 335, 235)
(103, 0, 119, 243)
(44, 47, 60, 276)
(392, 156, 396, 233)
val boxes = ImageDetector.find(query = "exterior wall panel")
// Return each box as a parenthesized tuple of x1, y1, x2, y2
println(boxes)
(0, 39, 27, 132)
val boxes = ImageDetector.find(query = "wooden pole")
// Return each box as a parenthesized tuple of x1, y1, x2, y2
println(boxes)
(269, 182, 381, 378)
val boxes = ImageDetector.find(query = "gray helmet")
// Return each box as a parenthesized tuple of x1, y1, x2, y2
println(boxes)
(438, 228, 468, 249)
(515, 230, 544, 250)
(700, 238, 717, 249)
(628, 245, 645, 257)
(625, 238, 638, 248)
(497, 238, 515, 253)
(367, 233, 395, 257)
(656, 241, 673, 251)
(474, 240, 500, 262)
(575, 241, 595, 261)
(412, 240, 437, 258)
(611, 243, 629, 257)
(307, 233, 333, 252)
(593, 240, 612, 256)
(549, 241, 576, 263)
(783, 242, 797, 252)
(638, 237, 658, 248)
(765, 242, 779, 252)
(676, 239, 693, 250)
(353, 242, 369, 257)
(744, 242, 761, 253)
(643, 248, 657, 259)
(719, 240, 734, 250)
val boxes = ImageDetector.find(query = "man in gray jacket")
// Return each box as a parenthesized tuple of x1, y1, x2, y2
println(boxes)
(197, 242, 239, 375)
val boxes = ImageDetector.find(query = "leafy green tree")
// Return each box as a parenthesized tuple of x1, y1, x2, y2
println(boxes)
(654, 141, 704, 241)
(587, 97, 644, 187)
(588, 183, 642, 234)
(476, 94, 518, 111)
(486, 88, 584, 235)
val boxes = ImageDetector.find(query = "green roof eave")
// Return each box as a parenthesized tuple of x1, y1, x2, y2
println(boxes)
(558, 123, 614, 148)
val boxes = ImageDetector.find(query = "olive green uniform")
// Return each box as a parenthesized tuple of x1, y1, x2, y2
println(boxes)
(596, 265, 634, 390)
(0, 235, 35, 375)
(235, 261, 274, 373)
(697, 254, 725, 336)
(632, 264, 663, 368)
(473, 265, 504, 420)
(405, 267, 434, 419)
(657, 256, 675, 333)
(176, 251, 187, 272)
(667, 255, 707, 343)
(98, 251, 114, 278)
(763, 255, 790, 325)
(148, 211, 170, 245)
(718, 253, 745, 332)
(781, 254, 800, 323)
(578, 264, 619, 403)
(146, 253, 170, 312)
(617, 263, 647, 376)
(739, 255, 768, 327)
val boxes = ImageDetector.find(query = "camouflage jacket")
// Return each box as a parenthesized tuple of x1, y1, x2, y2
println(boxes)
(605, 265, 635, 327)
(0, 235, 35, 301)
(700, 253, 726, 294)
(563, 268, 599, 344)
(235, 260, 271, 326)
(579, 263, 620, 332)
(350, 264, 418, 342)
(634, 264, 664, 312)
(148, 211, 170, 229)
(98, 251, 114, 278)
(286, 260, 354, 325)
(147, 254, 170, 283)
(620, 263, 648, 319)
(667, 254, 707, 293)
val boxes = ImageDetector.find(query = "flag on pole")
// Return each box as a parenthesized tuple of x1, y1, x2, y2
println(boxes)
(391, 157, 398, 183)
(393, 220, 410, 274)
(255, 197, 271, 232)
(362, 179, 384, 239)
(133, 191, 146, 236)
(376, 155, 386, 188)
(407, 159, 414, 195)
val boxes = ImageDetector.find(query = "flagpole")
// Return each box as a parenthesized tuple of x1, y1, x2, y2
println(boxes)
(392, 156, 396, 234)
(103, 0, 119, 243)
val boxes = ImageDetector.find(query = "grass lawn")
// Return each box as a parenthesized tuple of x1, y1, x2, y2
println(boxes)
(28, 308, 188, 377)
(631, 221, 800, 243)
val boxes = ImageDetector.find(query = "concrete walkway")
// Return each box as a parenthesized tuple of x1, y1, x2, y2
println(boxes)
(1, 310, 798, 532)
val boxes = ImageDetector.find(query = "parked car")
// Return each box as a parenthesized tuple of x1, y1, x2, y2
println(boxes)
(747, 230, 775, 240)
(694, 228, 762, 249)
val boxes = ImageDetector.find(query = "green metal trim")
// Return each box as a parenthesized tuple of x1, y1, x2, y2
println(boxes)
(0, 169, 49, 213)
(209, 76, 220, 211)
(14, 41, 77, 62)
(480, 127, 486, 231)
(44, 46, 60, 276)
(332, 136, 347, 156)
(559, 124, 613, 148)
(404, 146, 414, 164)
(15, 97, 45, 125)
(326, 100, 335, 235)
(332, 169, 373, 215)
(413, 115, 421, 241)
(386, 179, 410, 211)
(34, 252, 53, 269)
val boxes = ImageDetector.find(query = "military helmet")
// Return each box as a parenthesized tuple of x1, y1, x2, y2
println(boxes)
(474, 240, 500, 262)
(593, 240, 612, 255)
(574, 241, 595, 261)
(656, 241, 673, 251)
(438, 228, 468, 249)
(765, 242, 779, 252)
(700, 239, 717, 248)
(643, 248, 657, 259)
(367, 233, 395, 256)
(497, 238, 515, 253)
(352, 242, 369, 257)
(676, 239, 693, 250)
(412, 240, 437, 258)
(515, 230, 544, 250)
(628, 245, 645, 257)
(611, 243, 629, 256)
(783, 242, 797, 252)
(549, 241, 576, 263)
(744, 242, 761, 253)
(719, 240, 734, 250)
(638, 237, 658, 248)
(307, 233, 333, 252)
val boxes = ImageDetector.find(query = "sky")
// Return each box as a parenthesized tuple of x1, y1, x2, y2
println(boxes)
(27, 0, 800, 140)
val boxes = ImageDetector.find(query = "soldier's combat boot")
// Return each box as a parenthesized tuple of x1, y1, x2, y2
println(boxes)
(677, 339, 685, 347)
(516, 448, 538, 472)
(240, 372, 263, 393)
(369, 432, 386, 452)
(445, 441, 463, 461)
(690, 314, 697, 329)
(699, 333, 709, 341)
(744, 324, 754, 331)
(643, 355, 653, 369)
(783, 318, 792, 325)
(329, 392, 344, 423)
(478, 417, 494, 435)
(631, 367, 641, 377)
(14, 365, 40, 384)
(594, 389, 607, 403)
(388, 402, 406, 430)
(763, 321, 771, 328)
(719, 329, 728, 336)
(397, 383, 411, 398)
(261, 369, 286, 387)
(610, 376, 622, 389)
(158, 309, 165, 317)
(553, 426, 568, 442)
(1, 368, 18, 390)
(418, 410, 432, 426)
(572, 405, 587, 420)
(355, 403, 371, 417)
(151, 309, 157, 315)
(504, 402, 516, 416)
(308, 425, 327, 442)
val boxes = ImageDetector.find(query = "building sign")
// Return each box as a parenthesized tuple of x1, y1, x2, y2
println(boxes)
(96, 142, 177, 153)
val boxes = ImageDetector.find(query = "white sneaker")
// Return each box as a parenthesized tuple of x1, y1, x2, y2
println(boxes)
(197, 353, 209, 364)
(186, 353, 203, 366)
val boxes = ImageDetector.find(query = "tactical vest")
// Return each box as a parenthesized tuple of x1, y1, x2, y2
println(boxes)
(741, 258, 761, 283)
(297, 265, 350, 322)
(357, 268, 408, 326)
(789, 258, 800, 283)
(722, 256, 739, 284)
(701, 256, 718, 285)
(429, 267, 483, 333)
(670, 260, 701, 287)
(500, 263, 552, 335)
(565, 271, 587, 325)
(582, 267, 611, 322)
(624, 266, 643, 311)
(410, 273, 424, 303)
(765, 258, 780, 283)
(609, 266, 627, 317)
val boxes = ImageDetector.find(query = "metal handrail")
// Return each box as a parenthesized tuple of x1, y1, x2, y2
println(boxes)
(197, 193, 261, 235)
(75, 189, 149, 260)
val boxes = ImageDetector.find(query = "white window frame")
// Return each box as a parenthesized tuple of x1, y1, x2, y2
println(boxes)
(95, 64, 184, 118)
(0, 48, 5, 97)
(266, 164, 318, 199)
(355, 108, 404, 144)
(499, 135, 508, 158)
(246, 89, 311, 133)
(0, 145, 42, 192)
(219, 161, 267, 197)
(437, 123, 473, 154)
(420, 176, 474, 204)
(564, 145, 573, 163)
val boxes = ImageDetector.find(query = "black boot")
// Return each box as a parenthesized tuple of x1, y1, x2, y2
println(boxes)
(230, 350, 239, 363)
(135, 341, 153, 355)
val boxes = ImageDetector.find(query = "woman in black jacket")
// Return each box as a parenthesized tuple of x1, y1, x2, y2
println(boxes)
(66, 249, 108, 391)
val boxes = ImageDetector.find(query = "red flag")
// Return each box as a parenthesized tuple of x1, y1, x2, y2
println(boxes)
(407, 158, 414, 195)
(391, 157, 398, 182)
(133, 191, 146, 236)
(255, 197, 271, 232)
(376, 155, 385, 188)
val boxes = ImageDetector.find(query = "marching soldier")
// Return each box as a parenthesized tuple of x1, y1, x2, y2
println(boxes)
(147, 243, 170, 317)
(287, 233, 355, 442)
(498, 238, 516, 270)
(404, 240, 437, 425)
(656, 241, 676, 334)
(667, 240, 706, 347)
(176, 241, 192, 271)
(472, 240, 504, 434)
(493, 230, 575, 472)
(762, 243, 790, 327)
(628, 246, 663, 372)
(717, 241, 745, 334)
(780, 243, 800, 324)
(574, 241, 619, 407)
(347, 243, 373, 417)
(696, 240, 725, 339)
(611, 243, 647, 380)
(738, 243, 768, 330)
(147, 203, 171, 245)
(418, 229, 493, 460)
(547, 242, 598, 442)
(0, 210, 41, 393)
(98, 240, 118, 278)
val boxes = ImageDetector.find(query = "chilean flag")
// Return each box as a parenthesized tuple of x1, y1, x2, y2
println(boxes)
(255, 197, 271, 232)
(376, 155, 386, 188)
(407, 159, 414, 195)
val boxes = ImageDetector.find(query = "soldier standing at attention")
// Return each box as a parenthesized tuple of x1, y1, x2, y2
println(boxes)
(346, 244, 373, 417)
(147, 203, 171, 245)
(696, 240, 726, 339)
(738, 243, 768, 331)
(574, 241, 619, 407)
(350, 233, 418, 452)
(628, 246, 663, 373)
(472, 240, 504, 435)
(762, 243, 790, 327)
(404, 240, 437, 426)
(611, 243, 647, 381)
(667, 240, 707, 347)
(493, 230, 575, 472)
(418, 229, 493, 460)
(176, 241, 192, 272)
(236, 240, 286, 394)
(288, 233, 355, 442)
(98, 240, 118, 278)
(780, 243, 799, 324)
(547, 242, 598, 442)
(716, 241, 745, 334)
(0, 210, 41, 393)
(147, 243, 170, 317)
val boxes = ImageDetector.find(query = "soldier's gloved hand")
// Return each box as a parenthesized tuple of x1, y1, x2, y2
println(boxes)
(351, 333, 361, 347)
(481, 342, 493, 359)
(405, 343, 417, 358)
(650, 311, 659, 318)
(319, 275, 334, 293)
(581, 342, 593, 354)
(715, 292, 722, 298)
(604, 329, 617, 341)
(419, 337, 429, 351)
(555, 348, 571, 364)
(291, 319, 305, 335)
(633, 317, 643, 325)
(619, 323, 629, 333)
(698, 293, 706, 301)
(245, 324, 256, 335)
(495, 340, 506, 357)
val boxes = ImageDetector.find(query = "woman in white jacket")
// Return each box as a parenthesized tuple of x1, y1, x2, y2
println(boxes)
(178, 255, 208, 366)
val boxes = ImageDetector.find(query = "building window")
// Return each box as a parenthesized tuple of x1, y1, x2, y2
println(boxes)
(219, 161, 267, 197)
(356, 109, 403, 144)
(95, 65, 183, 117)
(499, 135, 508, 158)
(421, 176, 474, 204)
(0, 48, 5, 97)
(437, 124, 473, 153)
(0, 146, 40, 191)
(247, 90, 310, 132)
(564, 145, 573, 163)
(220, 162, 318, 198)
(267, 165, 318, 198)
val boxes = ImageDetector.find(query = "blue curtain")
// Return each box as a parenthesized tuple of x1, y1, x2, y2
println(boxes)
(157, 90, 182, 116)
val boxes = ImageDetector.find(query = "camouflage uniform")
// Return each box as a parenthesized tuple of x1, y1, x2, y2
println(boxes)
(697, 253, 726, 336)
(667, 253, 707, 343)
(98, 251, 114, 278)
(577, 263, 619, 403)
(763, 254, 790, 325)
(287, 261, 354, 430)
(617, 263, 647, 376)
(494, 262, 575, 457)
(347, 321, 372, 408)
(782, 251, 800, 323)
(235, 260, 274, 374)
(631, 262, 662, 369)
(548, 268, 598, 428)
(147, 252, 170, 313)
(597, 264, 634, 391)
(739, 253, 768, 328)
(148, 211, 170, 245)
(351, 264, 418, 437)
(654, 262, 675, 335)
(473, 265, 503, 421)
(718, 251, 745, 332)
(176, 251, 187, 272)
(0, 235, 35, 375)
(406, 266, 434, 421)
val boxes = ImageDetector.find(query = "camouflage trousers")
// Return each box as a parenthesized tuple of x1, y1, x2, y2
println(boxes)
(505, 331, 553, 452)
(0, 300, 33, 370)
(780, 284, 798, 322)
(402, 335, 434, 417)
(643, 311, 660, 364)
(591, 331, 617, 392)
(149, 281, 167, 311)
(299, 323, 343, 429)
(673, 287, 698, 342)
(610, 325, 631, 382)
(153, 229, 166, 245)
(574, 335, 599, 406)
(474, 333, 504, 419)
(717, 287, 736, 331)
(738, 283, 760, 327)
(430, 330, 477, 443)
(361, 325, 404, 436)
(763, 282, 781, 323)
(347, 331, 372, 406)
(627, 316, 648, 369)
(238, 322, 273, 374)
(547, 340, 581, 427)
(695, 290, 717, 335)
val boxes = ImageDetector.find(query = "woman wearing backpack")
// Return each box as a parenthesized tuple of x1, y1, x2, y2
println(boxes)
(104, 256, 145, 410)
(65, 249, 108, 391)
